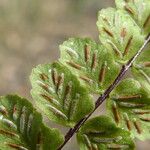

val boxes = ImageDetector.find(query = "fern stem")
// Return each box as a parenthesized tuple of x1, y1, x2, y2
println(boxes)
(57, 35, 150, 150)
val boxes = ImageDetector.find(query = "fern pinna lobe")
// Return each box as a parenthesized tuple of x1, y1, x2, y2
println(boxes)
(60, 38, 120, 94)
(0, 95, 64, 150)
(107, 77, 150, 140)
(77, 116, 135, 150)
(30, 62, 94, 127)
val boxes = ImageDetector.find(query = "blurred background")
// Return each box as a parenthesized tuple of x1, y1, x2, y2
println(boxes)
(0, 0, 149, 149)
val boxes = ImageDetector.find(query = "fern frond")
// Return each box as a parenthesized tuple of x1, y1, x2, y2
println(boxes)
(0, 95, 64, 150)
(28, 0, 150, 148)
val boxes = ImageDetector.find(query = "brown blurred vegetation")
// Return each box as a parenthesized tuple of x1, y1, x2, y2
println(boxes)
(0, 0, 114, 96)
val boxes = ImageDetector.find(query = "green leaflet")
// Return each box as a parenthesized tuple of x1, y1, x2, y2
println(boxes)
(77, 116, 135, 150)
(97, 8, 145, 63)
(132, 48, 150, 93)
(30, 62, 94, 127)
(0, 95, 64, 150)
(107, 78, 150, 140)
(59, 38, 120, 94)
(115, 0, 150, 35)
(0, 0, 149, 149)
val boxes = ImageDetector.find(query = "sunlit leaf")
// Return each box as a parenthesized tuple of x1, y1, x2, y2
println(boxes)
(30, 62, 94, 127)
(97, 8, 145, 62)
(115, 0, 150, 35)
(60, 38, 120, 94)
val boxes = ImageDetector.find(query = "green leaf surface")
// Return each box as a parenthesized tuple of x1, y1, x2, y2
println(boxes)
(97, 8, 145, 63)
(115, 0, 150, 35)
(60, 38, 120, 94)
(0, 95, 64, 150)
(107, 78, 150, 140)
(30, 62, 94, 127)
(77, 116, 135, 150)
(132, 48, 150, 92)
